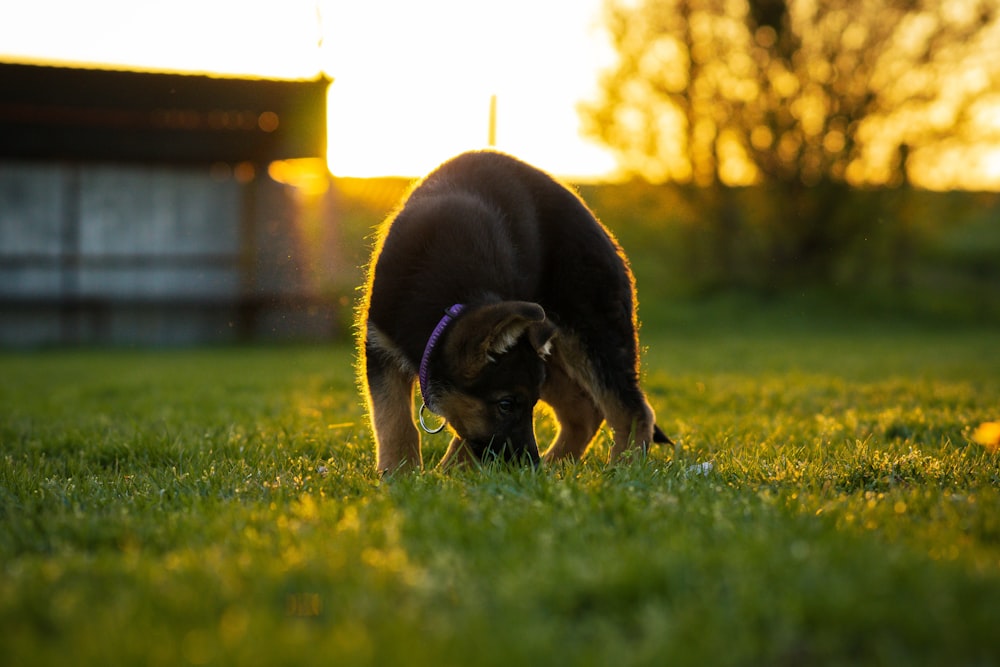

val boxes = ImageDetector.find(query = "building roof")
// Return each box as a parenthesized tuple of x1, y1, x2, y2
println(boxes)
(0, 62, 329, 164)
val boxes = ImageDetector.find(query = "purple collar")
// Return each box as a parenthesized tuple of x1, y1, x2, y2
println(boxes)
(418, 304, 465, 414)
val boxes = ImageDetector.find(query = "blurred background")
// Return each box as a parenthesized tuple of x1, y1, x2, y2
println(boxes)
(1, 0, 998, 346)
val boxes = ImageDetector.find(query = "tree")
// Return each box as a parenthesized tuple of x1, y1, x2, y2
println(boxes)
(582, 0, 1000, 289)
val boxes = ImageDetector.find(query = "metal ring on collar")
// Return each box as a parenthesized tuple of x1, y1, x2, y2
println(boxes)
(418, 402, 447, 434)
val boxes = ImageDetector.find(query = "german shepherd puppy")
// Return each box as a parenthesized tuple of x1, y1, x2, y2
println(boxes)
(359, 150, 669, 474)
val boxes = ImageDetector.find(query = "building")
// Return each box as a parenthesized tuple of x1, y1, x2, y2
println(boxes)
(0, 62, 336, 346)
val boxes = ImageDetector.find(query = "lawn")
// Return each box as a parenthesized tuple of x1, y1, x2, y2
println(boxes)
(2, 301, 999, 666)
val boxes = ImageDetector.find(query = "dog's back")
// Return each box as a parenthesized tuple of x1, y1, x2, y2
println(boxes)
(366, 151, 635, 370)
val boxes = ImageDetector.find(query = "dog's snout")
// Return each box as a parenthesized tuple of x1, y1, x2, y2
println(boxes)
(472, 431, 539, 466)
(507, 434, 540, 466)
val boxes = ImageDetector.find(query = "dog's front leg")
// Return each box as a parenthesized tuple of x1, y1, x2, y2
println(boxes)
(364, 350, 421, 475)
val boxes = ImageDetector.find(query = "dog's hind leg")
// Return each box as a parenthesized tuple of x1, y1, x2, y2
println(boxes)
(541, 362, 604, 463)
(603, 394, 658, 463)
(364, 343, 421, 475)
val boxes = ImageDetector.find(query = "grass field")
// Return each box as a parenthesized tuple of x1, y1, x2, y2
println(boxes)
(2, 301, 1000, 666)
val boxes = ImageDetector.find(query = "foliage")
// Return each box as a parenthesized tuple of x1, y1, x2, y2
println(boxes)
(329, 175, 1000, 321)
(584, 181, 1000, 317)
(584, 0, 1000, 188)
(580, 0, 1000, 288)
(2, 306, 1000, 666)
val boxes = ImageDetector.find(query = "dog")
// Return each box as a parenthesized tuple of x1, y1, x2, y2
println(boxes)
(359, 150, 669, 474)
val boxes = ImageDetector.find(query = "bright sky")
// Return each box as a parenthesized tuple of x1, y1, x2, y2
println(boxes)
(0, 0, 619, 180)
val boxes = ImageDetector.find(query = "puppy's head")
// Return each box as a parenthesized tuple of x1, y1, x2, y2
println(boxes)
(427, 301, 555, 465)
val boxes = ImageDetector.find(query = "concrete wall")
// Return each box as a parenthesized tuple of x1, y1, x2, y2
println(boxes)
(0, 161, 339, 346)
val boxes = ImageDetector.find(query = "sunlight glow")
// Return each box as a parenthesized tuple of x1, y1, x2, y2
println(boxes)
(0, 0, 618, 180)
(321, 0, 618, 179)
(911, 144, 1000, 192)
(0, 0, 322, 79)
(268, 159, 331, 196)
(2, 0, 999, 187)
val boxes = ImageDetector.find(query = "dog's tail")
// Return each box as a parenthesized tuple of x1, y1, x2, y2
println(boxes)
(653, 424, 673, 446)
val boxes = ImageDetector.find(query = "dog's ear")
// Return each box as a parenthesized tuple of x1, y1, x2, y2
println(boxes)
(443, 301, 549, 381)
(527, 320, 556, 358)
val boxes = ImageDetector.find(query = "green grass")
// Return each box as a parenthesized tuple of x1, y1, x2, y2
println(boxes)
(2, 307, 1000, 666)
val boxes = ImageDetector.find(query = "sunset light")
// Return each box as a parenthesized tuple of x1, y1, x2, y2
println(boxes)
(322, 0, 617, 179)
(2, 0, 999, 188)
(0, 0, 617, 181)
